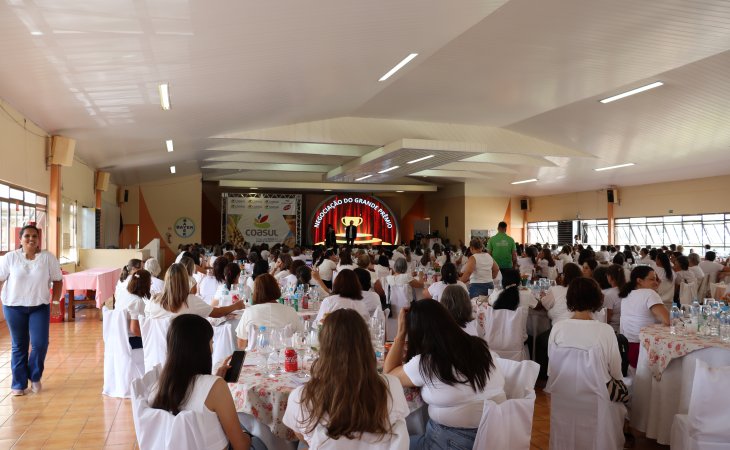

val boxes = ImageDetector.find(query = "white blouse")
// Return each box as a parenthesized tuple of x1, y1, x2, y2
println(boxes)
(0, 250, 62, 307)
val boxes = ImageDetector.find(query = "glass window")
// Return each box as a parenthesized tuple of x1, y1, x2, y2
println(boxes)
(0, 181, 48, 254)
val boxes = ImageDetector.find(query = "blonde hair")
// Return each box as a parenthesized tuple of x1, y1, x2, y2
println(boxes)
(156, 263, 190, 313)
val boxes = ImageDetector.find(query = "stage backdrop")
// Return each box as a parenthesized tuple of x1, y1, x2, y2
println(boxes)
(310, 195, 398, 246)
(223, 193, 301, 247)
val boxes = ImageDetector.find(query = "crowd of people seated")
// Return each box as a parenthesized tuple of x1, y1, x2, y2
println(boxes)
(109, 233, 730, 449)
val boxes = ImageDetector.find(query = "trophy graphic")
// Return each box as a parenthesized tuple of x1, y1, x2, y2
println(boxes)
(341, 216, 364, 227)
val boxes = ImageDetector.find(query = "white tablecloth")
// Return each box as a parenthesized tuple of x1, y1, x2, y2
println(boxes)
(631, 344, 730, 444)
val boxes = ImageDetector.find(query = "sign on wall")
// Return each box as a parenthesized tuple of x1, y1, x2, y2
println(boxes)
(310, 195, 399, 246)
(223, 194, 301, 247)
(174, 217, 196, 238)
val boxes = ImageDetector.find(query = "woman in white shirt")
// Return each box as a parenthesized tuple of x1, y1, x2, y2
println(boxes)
(145, 263, 243, 320)
(558, 245, 573, 265)
(0, 225, 63, 396)
(314, 250, 338, 289)
(144, 258, 165, 296)
(284, 309, 409, 449)
(439, 285, 478, 335)
(114, 258, 143, 301)
(541, 263, 583, 325)
(385, 299, 505, 450)
(422, 262, 467, 301)
(115, 269, 151, 343)
(212, 263, 242, 307)
(654, 252, 675, 308)
(315, 270, 370, 324)
(179, 256, 199, 295)
(517, 246, 537, 277)
(336, 248, 356, 273)
(459, 238, 499, 298)
(270, 253, 293, 285)
(673, 255, 698, 286)
(618, 266, 670, 367)
(488, 269, 538, 310)
(353, 268, 383, 317)
(593, 265, 625, 334)
(150, 314, 252, 450)
(537, 248, 557, 280)
(235, 274, 302, 349)
(548, 277, 624, 386)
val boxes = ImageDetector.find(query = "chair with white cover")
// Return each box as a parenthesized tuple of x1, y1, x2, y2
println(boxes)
(679, 281, 699, 306)
(307, 419, 409, 450)
(555, 260, 564, 275)
(211, 321, 238, 367)
(385, 283, 413, 341)
(592, 308, 607, 323)
(473, 358, 539, 450)
(139, 316, 171, 373)
(696, 274, 710, 300)
(197, 275, 219, 305)
(670, 360, 730, 450)
(131, 366, 229, 450)
(102, 306, 144, 398)
(546, 345, 626, 450)
(483, 306, 529, 361)
(709, 282, 727, 300)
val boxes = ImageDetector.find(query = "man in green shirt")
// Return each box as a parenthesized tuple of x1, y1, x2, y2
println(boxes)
(486, 221, 517, 271)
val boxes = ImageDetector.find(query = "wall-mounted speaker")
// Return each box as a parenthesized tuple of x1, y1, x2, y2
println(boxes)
(50, 136, 76, 166)
(520, 198, 530, 211)
(95, 172, 110, 191)
(124, 189, 129, 202)
(117, 188, 129, 204)
(607, 188, 618, 204)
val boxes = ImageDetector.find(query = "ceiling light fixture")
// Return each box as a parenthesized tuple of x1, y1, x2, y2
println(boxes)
(166, 139, 174, 152)
(378, 165, 400, 174)
(396, 190, 404, 193)
(324, 189, 332, 192)
(158, 83, 171, 110)
(378, 53, 418, 81)
(594, 163, 635, 172)
(510, 178, 538, 185)
(407, 155, 434, 164)
(599, 81, 663, 104)
(355, 175, 372, 181)
(30, 31, 43, 36)
(249, 187, 258, 190)
(169, 165, 176, 174)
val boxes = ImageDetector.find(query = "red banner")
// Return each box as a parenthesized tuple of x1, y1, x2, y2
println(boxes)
(310, 195, 398, 246)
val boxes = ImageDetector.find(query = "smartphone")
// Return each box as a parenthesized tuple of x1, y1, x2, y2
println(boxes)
(224, 350, 246, 383)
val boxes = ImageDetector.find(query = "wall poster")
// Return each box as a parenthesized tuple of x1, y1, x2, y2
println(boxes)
(222, 193, 302, 247)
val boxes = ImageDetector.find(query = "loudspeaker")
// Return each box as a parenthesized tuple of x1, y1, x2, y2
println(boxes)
(607, 188, 618, 204)
(124, 189, 129, 202)
(520, 198, 530, 211)
(50, 136, 76, 166)
(95, 172, 110, 191)
(117, 189, 129, 204)
(445, 216, 449, 228)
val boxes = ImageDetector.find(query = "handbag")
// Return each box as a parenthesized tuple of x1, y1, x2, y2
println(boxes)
(606, 377, 630, 403)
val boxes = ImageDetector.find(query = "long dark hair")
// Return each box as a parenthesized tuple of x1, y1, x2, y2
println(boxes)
(120, 259, 143, 282)
(127, 269, 152, 299)
(316, 249, 334, 267)
(494, 269, 520, 311)
(224, 262, 241, 290)
(619, 266, 655, 298)
(655, 252, 673, 282)
(406, 299, 494, 391)
(151, 314, 213, 415)
(213, 257, 228, 283)
(606, 264, 627, 290)
(251, 259, 269, 280)
(440, 262, 458, 284)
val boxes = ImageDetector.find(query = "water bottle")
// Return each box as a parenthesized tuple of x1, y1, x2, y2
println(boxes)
(670, 305, 681, 335)
(720, 312, 730, 342)
(689, 300, 700, 334)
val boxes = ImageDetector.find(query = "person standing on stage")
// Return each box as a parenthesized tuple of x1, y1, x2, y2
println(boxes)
(345, 220, 358, 247)
(0, 224, 63, 396)
(486, 221, 517, 273)
(325, 223, 337, 248)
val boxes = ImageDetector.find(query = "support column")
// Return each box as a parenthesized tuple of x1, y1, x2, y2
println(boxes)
(503, 199, 512, 235)
(48, 165, 62, 257)
(607, 201, 614, 245)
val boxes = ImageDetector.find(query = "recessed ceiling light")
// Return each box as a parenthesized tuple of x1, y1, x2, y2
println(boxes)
(599, 81, 663, 104)
(30, 31, 43, 36)
(249, 187, 258, 190)
(169, 165, 176, 174)
(158, 83, 171, 110)
(407, 155, 434, 164)
(594, 163, 635, 172)
(355, 175, 372, 181)
(166, 139, 174, 152)
(396, 190, 404, 193)
(378, 166, 400, 174)
(511, 178, 538, 185)
(324, 189, 332, 192)
(379, 53, 418, 81)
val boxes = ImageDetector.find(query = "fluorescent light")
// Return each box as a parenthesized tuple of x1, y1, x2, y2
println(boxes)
(407, 155, 434, 164)
(378, 53, 418, 81)
(378, 165, 400, 174)
(594, 163, 635, 172)
(324, 189, 332, 192)
(511, 178, 538, 185)
(249, 187, 258, 190)
(169, 166, 176, 174)
(599, 81, 663, 104)
(355, 175, 372, 181)
(30, 31, 43, 36)
(158, 83, 171, 110)
(396, 190, 404, 193)
(166, 139, 174, 152)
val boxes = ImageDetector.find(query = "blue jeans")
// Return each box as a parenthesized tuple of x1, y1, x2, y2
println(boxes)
(3, 304, 50, 390)
(410, 419, 477, 450)
(468, 282, 493, 298)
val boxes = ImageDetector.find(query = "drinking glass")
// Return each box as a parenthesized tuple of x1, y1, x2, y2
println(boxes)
(256, 330, 273, 376)
(270, 329, 286, 375)
(292, 333, 309, 379)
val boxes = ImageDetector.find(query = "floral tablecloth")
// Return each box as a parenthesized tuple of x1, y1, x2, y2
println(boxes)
(640, 324, 730, 380)
(229, 361, 424, 440)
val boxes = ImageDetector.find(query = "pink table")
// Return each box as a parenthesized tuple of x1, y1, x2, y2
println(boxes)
(62, 268, 121, 321)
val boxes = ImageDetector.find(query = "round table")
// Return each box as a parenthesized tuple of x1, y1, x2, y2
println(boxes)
(631, 324, 730, 444)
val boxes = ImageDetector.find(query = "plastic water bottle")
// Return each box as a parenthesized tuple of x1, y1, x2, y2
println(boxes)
(670, 305, 681, 335)
(720, 312, 730, 342)
(689, 300, 700, 334)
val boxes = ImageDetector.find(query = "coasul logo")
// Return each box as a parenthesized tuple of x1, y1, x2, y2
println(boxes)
(253, 214, 271, 229)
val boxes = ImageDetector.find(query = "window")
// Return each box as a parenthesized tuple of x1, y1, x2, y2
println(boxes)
(527, 221, 558, 245)
(61, 198, 77, 264)
(0, 182, 48, 254)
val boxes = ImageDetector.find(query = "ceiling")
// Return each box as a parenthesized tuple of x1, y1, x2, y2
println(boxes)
(1, 0, 730, 196)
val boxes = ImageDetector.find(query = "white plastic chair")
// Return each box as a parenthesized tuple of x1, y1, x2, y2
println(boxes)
(102, 306, 144, 398)
(546, 345, 626, 450)
(197, 275, 219, 305)
(131, 366, 229, 450)
(483, 306, 529, 361)
(679, 281, 699, 305)
(139, 316, 171, 373)
(555, 260, 564, 274)
(211, 321, 238, 367)
(473, 358, 539, 450)
(671, 359, 730, 450)
(385, 282, 413, 341)
(696, 274, 711, 300)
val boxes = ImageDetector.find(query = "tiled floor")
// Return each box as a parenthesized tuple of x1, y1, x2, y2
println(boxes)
(0, 308, 668, 450)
